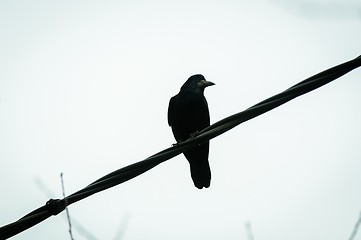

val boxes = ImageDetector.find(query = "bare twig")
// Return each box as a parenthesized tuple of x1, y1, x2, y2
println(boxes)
(61, 173, 74, 240)
(245, 221, 255, 240)
(348, 211, 361, 240)
(113, 213, 131, 240)
(34, 177, 97, 240)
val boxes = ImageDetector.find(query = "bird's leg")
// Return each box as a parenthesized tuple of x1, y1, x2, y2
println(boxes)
(189, 131, 199, 139)
(189, 131, 203, 146)
(172, 140, 183, 147)
(171, 132, 199, 147)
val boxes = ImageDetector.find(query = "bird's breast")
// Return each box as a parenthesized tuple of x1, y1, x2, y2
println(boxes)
(171, 93, 210, 141)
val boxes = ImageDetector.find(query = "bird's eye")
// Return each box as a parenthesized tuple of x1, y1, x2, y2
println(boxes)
(197, 80, 206, 87)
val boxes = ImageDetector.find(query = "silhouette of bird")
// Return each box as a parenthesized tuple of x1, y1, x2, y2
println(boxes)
(168, 74, 215, 189)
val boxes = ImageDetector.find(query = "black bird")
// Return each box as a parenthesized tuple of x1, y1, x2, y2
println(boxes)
(168, 74, 215, 189)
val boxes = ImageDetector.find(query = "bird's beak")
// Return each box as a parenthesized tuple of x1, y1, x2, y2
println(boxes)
(198, 80, 215, 88)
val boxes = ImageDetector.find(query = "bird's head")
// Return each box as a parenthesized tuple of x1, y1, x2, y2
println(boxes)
(180, 74, 215, 93)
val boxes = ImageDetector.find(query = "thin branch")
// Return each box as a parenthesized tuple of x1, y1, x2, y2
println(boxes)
(245, 221, 255, 240)
(61, 173, 74, 240)
(348, 211, 361, 240)
(34, 177, 98, 240)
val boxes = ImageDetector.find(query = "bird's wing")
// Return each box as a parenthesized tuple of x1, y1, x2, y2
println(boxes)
(167, 96, 176, 127)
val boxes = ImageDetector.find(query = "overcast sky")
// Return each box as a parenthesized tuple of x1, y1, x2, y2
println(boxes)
(1, 1, 361, 240)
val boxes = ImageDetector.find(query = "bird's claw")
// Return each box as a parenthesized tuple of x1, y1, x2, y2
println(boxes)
(172, 140, 183, 147)
(189, 131, 199, 139)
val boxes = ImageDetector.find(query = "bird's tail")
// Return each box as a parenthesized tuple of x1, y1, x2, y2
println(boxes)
(184, 144, 211, 189)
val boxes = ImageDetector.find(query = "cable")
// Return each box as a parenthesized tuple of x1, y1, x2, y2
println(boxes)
(1, 55, 360, 240)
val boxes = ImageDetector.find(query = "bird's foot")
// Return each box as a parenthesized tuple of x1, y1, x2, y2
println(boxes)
(189, 131, 199, 139)
(172, 140, 183, 147)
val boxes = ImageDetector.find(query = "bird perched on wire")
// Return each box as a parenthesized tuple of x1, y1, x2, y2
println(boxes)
(168, 74, 215, 189)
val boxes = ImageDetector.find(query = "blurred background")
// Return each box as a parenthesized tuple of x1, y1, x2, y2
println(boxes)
(1, 0, 361, 239)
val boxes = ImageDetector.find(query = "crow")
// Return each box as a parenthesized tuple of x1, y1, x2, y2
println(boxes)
(168, 74, 215, 189)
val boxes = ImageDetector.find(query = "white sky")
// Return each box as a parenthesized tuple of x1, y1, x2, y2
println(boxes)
(1, 1, 361, 240)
